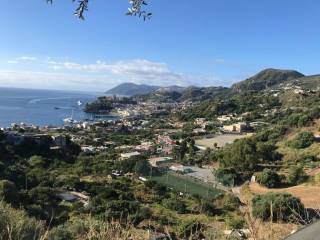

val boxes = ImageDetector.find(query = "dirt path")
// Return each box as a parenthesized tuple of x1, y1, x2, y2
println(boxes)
(249, 182, 320, 209)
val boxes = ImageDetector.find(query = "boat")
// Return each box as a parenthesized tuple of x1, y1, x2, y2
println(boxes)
(63, 109, 77, 124)
(63, 117, 77, 124)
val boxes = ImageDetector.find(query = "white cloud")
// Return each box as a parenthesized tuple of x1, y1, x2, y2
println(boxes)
(6, 56, 38, 65)
(7, 60, 18, 64)
(0, 58, 226, 91)
(47, 59, 196, 86)
(17, 56, 38, 61)
(0, 70, 117, 92)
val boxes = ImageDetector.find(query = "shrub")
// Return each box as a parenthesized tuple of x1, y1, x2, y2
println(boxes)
(200, 199, 216, 216)
(0, 201, 45, 240)
(252, 192, 304, 222)
(314, 173, 320, 184)
(257, 169, 281, 188)
(178, 220, 204, 239)
(287, 132, 314, 149)
(215, 168, 239, 186)
(219, 138, 257, 172)
(287, 165, 307, 185)
(162, 198, 187, 214)
(0, 180, 18, 205)
(225, 195, 241, 211)
(226, 215, 245, 229)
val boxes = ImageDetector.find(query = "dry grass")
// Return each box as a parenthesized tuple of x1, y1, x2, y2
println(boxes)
(249, 182, 320, 209)
(195, 134, 249, 148)
(239, 184, 298, 240)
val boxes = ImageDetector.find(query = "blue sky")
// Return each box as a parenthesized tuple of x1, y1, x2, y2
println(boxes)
(0, 0, 319, 91)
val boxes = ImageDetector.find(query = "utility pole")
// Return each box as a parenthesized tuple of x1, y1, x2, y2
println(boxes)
(149, 165, 153, 179)
(184, 177, 187, 193)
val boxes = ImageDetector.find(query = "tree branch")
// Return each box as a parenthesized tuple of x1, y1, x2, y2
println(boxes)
(46, 0, 152, 20)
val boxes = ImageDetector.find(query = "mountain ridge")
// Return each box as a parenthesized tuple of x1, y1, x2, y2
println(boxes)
(106, 83, 160, 96)
(232, 68, 305, 92)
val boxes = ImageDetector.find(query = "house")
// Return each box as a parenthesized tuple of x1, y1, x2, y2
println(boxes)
(170, 164, 192, 173)
(148, 157, 173, 167)
(5, 132, 50, 145)
(52, 135, 67, 148)
(217, 115, 232, 123)
(120, 151, 141, 160)
(194, 118, 207, 126)
(157, 145, 174, 155)
(223, 122, 250, 133)
(193, 128, 206, 134)
(157, 135, 176, 145)
(81, 146, 96, 153)
(135, 141, 155, 153)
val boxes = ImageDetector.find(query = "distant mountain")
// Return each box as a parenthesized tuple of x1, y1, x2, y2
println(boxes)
(106, 83, 160, 96)
(156, 85, 186, 93)
(179, 86, 231, 102)
(232, 68, 305, 92)
(134, 86, 231, 103)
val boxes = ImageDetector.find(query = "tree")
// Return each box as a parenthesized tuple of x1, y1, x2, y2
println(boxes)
(219, 138, 257, 172)
(162, 198, 187, 214)
(287, 132, 315, 149)
(257, 168, 281, 188)
(256, 142, 282, 162)
(0, 201, 45, 240)
(47, 0, 152, 20)
(0, 180, 18, 205)
(287, 165, 307, 185)
(252, 192, 304, 222)
(200, 199, 216, 216)
(134, 159, 150, 176)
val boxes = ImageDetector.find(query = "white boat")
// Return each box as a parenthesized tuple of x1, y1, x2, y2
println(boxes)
(63, 117, 77, 124)
(63, 109, 77, 124)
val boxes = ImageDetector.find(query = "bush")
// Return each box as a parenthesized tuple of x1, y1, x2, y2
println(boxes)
(287, 165, 307, 185)
(0, 180, 18, 205)
(219, 139, 258, 172)
(162, 198, 187, 214)
(0, 201, 45, 240)
(215, 168, 239, 186)
(287, 132, 314, 149)
(226, 215, 245, 230)
(178, 220, 204, 239)
(200, 199, 216, 216)
(220, 194, 241, 211)
(314, 173, 320, 184)
(257, 169, 281, 188)
(252, 192, 304, 222)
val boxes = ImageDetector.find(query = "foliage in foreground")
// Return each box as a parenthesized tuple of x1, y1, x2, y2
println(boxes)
(252, 192, 305, 223)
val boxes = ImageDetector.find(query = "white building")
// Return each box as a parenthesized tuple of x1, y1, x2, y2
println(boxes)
(120, 151, 141, 159)
(148, 157, 173, 167)
(170, 164, 192, 173)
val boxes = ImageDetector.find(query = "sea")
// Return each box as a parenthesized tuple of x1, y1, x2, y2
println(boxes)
(0, 87, 111, 127)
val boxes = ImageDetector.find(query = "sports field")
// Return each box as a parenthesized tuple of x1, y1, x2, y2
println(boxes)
(150, 173, 222, 197)
(195, 134, 249, 148)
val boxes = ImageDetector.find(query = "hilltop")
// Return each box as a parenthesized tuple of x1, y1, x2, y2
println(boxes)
(106, 82, 160, 96)
(106, 69, 320, 100)
(232, 68, 305, 92)
(134, 86, 230, 103)
(282, 74, 320, 90)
